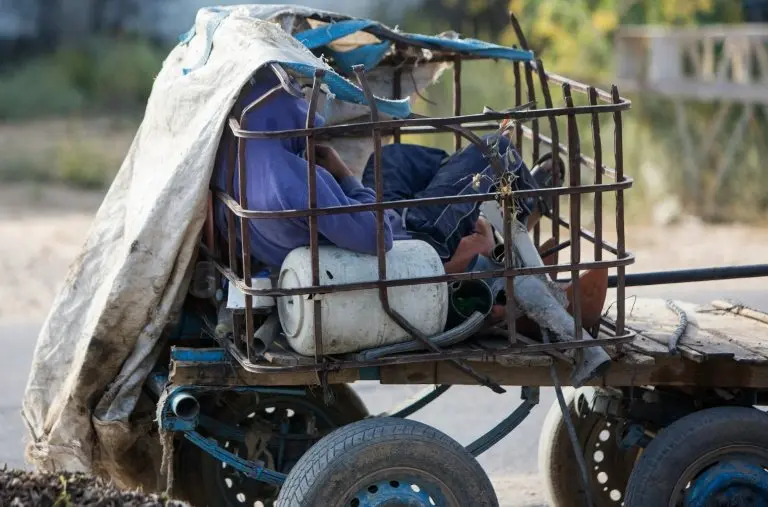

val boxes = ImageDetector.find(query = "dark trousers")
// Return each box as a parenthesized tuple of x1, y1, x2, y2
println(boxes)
(362, 134, 538, 260)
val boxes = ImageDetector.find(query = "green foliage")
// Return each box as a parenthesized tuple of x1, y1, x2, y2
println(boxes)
(0, 38, 165, 120)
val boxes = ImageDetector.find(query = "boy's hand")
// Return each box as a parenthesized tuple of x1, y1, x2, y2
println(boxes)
(315, 145, 353, 180)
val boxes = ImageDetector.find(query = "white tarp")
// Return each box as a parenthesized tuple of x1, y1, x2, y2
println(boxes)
(21, 4, 445, 492)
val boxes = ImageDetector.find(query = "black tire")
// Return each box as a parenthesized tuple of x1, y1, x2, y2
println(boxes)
(539, 387, 639, 507)
(624, 406, 768, 507)
(276, 417, 498, 506)
(175, 384, 368, 507)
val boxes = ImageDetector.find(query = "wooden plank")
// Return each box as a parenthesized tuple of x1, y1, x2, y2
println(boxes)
(607, 298, 766, 363)
(171, 361, 360, 386)
(379, 357, 768, 388)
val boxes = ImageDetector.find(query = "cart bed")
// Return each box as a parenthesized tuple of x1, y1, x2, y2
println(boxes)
(169, 298, 768, 390)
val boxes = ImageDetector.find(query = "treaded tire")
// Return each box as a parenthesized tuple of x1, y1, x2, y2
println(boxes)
(624, 406, 768, 507)
(276, 417, 498, 506)
(539, 387, 639, 507)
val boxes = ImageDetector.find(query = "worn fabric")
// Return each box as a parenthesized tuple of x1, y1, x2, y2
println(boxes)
(20, 7, 408, 491)
(362, 135, 539, 260)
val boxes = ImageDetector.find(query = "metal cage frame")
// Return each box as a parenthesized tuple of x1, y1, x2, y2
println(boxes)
(203, 14, 636, 385)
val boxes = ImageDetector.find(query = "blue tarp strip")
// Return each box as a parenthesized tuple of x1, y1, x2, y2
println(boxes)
(295, 19, 377, 49)
(327, 41, 393, 72)
(293, 18, 535, 70)
(280, 62, 411, 118)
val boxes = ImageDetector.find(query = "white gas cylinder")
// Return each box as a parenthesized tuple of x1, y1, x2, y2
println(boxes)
(277, 240, 449, 356)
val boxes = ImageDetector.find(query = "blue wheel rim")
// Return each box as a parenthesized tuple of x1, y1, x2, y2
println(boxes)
(346, 473, 454, 507)
(687, 460, 768, 507)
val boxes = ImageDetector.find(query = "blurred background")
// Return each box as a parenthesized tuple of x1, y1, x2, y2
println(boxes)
(1, 3, 768, 504)
(0, 0, 766, 221)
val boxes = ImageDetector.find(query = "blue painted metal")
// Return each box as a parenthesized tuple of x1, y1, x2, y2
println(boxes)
(352, 479, 444, 506)
(183, 430, 287, 487)
(197, 414, 246, 442)
(687, 460, 768, 507)
(171, 347, 228, 363)
(358, 366, 381, 381)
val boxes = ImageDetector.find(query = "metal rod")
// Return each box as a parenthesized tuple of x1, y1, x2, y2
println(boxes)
(227, 102, 631, 141)
(536, 59, 561, 274)
(214, 179, 633, 220)
(612, 86, 626, 337)
(393, 67, 402, 143)
(524, 61, 541, 248)
(385, 385, 452, 418)
(607, 265, 768, 288)
(563, 83, 583, 342)
(353, 65, 505, 394)
(306, 70, 325, 374)
(513, 60, 523, 154)
(589, 87, 603, 262)
(237, 110, 254, 359)
(453, 56, 462, 150)
(225, 333, 635, 374)
(214, 255, 634, 298)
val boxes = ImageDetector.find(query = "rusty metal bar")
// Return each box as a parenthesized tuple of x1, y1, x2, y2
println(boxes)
(563, 83, 582, 342)
(612, 85, 626, 338)
(214, 178, 632, 220)
(226, 333, 635, 374)
(227, 101, 630, 142)
(306, 70, 325, 374)
(212, 254, 634, 299)
(237, 116, 254, 358)
(353, 65, 505, 394)
(589, 87, 603, 261)
(524, 61, 541, 247)
(225, 130, 238, 276)
(513, 61, 523, 154)
(536, 58, 561, 274)
(393, 67, 402, 143)
(546, 213, 621, 257)
(453, 56, 462, 150)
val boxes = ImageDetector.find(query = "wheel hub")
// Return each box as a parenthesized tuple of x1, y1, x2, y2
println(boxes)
(687, 461, 768, 507)
(349, 479, 438, 507)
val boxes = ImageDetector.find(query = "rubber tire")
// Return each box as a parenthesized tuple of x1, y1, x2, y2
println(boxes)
(539, 387, 638, 507)
(174, 384, 368, 507)
(276, 417, 499, 506)
(539, 387, 585, 507)
(624, 406, 768, 507)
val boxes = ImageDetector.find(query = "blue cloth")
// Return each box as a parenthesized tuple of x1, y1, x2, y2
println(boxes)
(362, 136, 539, 260)
(213, 70, 406, 267)
(294, 19, 534, 73)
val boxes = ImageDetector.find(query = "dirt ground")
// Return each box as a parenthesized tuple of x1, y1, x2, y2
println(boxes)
(1, 183, 768, 505)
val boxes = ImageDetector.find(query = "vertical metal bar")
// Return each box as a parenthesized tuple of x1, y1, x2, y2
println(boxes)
(236, 126, 254, 358)
(536, 59, 561, 275)
(588, 87, 603, 262)
(612, 86, 626, 337)
(524, 61, 540, 248)
(503, 196, 517, 344)
(513, 61, 523, 154)
(306, 70, 325, 368)
(225, 127, 238, 275)
(563, 83, 582, 341)
(352, 66, 388, 302)
(393, 67, 402, 144)
(453, 56, 462, 151)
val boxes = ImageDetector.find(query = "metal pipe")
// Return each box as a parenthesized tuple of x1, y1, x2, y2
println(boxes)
(607, 265, 768, 288)
(226, 101, 631, 141)
(612, 86, 626, 337)
(170, 392, 201, 421)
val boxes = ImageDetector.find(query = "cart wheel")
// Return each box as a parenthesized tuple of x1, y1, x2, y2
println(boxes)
(624, 406, 768, 507)
(538, 387, 640, 507)
(175, 384, 368, 507)
(276, 417, 499, 506)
